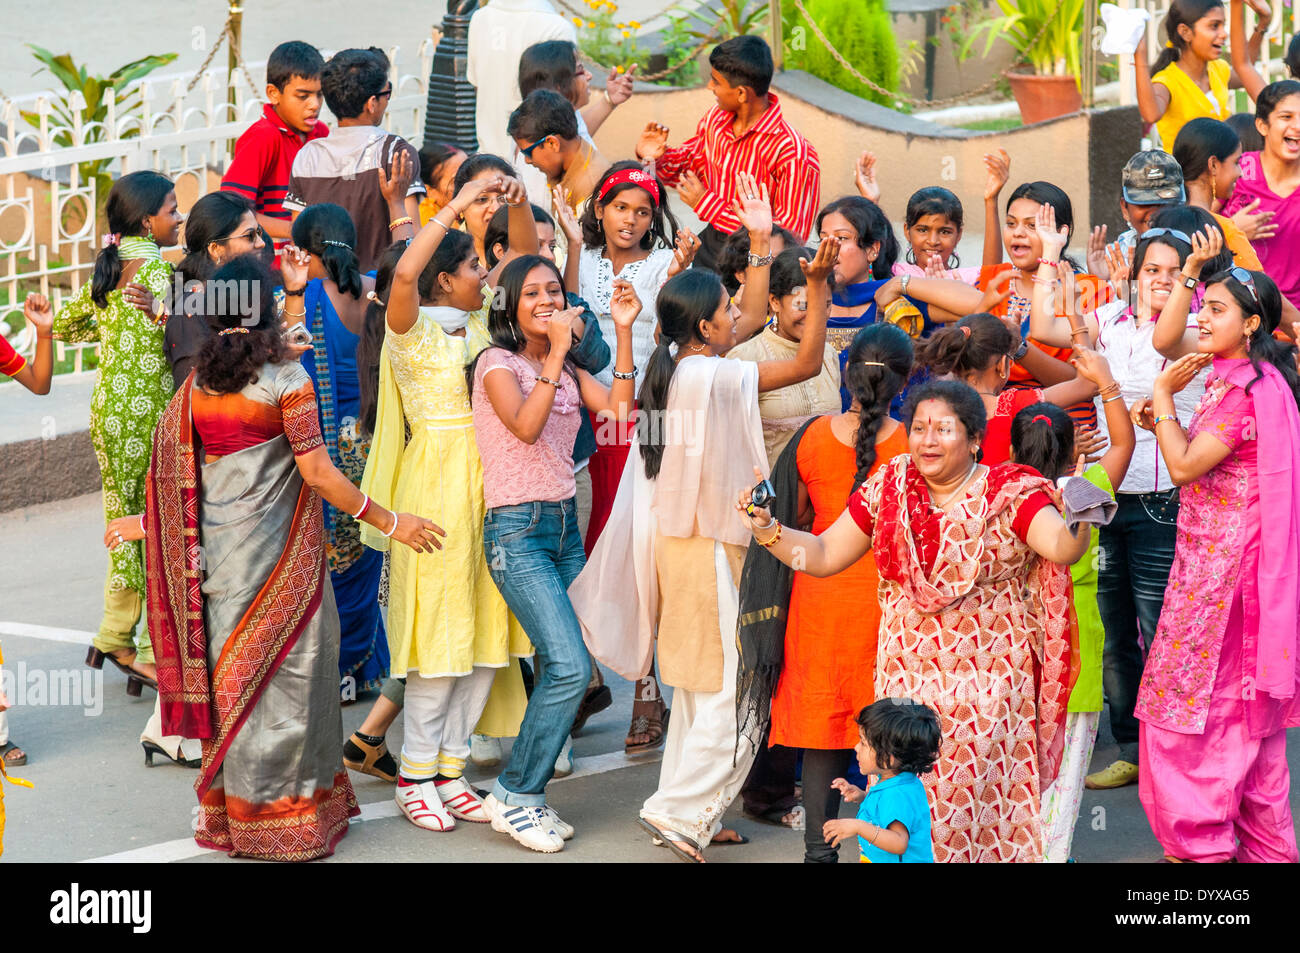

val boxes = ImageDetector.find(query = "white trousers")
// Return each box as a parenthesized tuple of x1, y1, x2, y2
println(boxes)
(140, 694, 202, 762)
(1041, 710, 1101, 863)
(640, 542, 756, 849)
(401, 666, 496, 780)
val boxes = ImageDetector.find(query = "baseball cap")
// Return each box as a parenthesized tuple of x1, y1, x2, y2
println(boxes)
(1121, 151, 1185, 205)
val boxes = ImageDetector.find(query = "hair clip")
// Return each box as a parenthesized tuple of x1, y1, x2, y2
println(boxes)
(959, 325, 971, 338)
(365, 290, 386, 307)
(322, 239, 352, 249)
(102, 233, 120, 247)
(219, 326, 251, 336)
(1031, 414, 1052, 425)
(858, 360, 887, 367)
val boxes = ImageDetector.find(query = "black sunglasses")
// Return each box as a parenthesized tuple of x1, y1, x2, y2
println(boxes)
(1229, 265, 1260, 304)
(374, 85, 393, 100)
(520, 135, 552, 159)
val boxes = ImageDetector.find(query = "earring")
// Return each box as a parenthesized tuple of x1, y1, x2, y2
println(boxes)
(1211, 176, 1217, 206)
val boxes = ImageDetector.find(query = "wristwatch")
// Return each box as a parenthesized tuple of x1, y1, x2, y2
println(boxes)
(900, 274, 911, 297)
(1181, 273, 1198, 290)
(1013, 339, 1030, 361)
(747, 251, 773, 268)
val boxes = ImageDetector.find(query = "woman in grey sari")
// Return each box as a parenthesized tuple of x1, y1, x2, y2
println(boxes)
(113, 256, 443, 860)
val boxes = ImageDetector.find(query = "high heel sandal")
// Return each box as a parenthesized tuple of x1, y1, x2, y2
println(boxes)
(142, 740, 201, 769)
(87, 646, 157, 695)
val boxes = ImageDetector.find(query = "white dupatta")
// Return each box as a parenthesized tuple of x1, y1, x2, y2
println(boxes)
(568, 355, 766, 680)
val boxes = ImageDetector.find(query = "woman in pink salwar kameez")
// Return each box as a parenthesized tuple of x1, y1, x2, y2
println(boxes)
(1139, 254, 1300, 863)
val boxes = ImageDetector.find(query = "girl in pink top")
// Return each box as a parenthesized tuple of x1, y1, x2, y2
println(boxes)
(468, 253, 639, 854)
(1137, 265, 1300, 862)
(1221, 80, 1300, 315)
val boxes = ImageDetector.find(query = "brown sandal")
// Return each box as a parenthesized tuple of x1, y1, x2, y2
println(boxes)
(625, 703, 670, 755)
(342, 731, 398, 782)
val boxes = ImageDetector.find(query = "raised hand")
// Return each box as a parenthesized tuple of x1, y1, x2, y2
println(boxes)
(978, 268, 1016, 313)
(1069, 346, 1116, 390)
(551, 186, 583, 244)
(498, 175, 528, 209)
(730, 171, 772, 235)
(1087, 225, 1109, 279)
(736, 464, 772, 527)
(23, 292, 53, 334)
(378, 147, 414, 205)
(1245, 0, 1273, 23)
(1036, 202, 1069, 260)
(450, 174, 504, 217)
(1184, 226, 1224, 277)
(669, 228, 700, 276)
(390, 513, 447, 553)
(1231, 198, 1277, 241)
(983, 148, 1011, 201)
(605, 63, 636, 105)
(830, 777, 865, 803)
(1105, 241, 1133, 289)
(609, 277, 642, 328)
(800, 235, 840, 284)
(636, 122, 669, 161)
(1073, 426, 1109, 462)
(854, 150, 881, 204)
(676, 169, 706, 209)
(1154, 351, 1213, 395)
(1130, 396, 1156, 432)
(280, 243, 311, 292)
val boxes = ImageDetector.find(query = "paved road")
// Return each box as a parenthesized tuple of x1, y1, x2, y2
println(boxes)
(6, 491, 1296, 863)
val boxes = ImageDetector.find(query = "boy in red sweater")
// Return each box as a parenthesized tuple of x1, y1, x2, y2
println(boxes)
(221, 41, 327, 251)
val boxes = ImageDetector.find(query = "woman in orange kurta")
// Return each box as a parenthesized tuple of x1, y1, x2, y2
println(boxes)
(765, 324, 913, 863)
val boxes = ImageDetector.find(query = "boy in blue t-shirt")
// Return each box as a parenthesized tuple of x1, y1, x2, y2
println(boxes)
(822, 698, 942, 863)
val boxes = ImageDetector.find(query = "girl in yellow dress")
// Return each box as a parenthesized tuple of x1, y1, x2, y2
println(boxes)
(361, 176, 532, 833)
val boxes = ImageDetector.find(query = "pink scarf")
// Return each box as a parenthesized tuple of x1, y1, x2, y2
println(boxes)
(1217, 357, 1300, 702)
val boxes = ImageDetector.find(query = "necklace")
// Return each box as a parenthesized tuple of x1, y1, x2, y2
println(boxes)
(930, 461, 979, 510)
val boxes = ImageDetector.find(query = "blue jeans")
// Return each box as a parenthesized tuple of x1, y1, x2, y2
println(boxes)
(483, 500, 591, 806)
(1097, 489, 1180, 764)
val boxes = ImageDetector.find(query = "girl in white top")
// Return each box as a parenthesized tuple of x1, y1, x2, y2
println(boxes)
(558, 161, 698, 389)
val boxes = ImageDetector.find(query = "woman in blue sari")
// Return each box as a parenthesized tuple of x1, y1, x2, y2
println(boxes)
(290, 204, 389, 697)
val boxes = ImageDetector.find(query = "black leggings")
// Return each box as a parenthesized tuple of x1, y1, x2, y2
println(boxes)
(801, 747, 856, 863)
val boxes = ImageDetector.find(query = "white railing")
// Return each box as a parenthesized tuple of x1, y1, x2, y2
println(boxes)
(1115, 0, 1295, 113)
(1, 41, 435, 374)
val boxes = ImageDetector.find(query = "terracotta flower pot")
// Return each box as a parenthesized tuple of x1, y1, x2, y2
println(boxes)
(1004, 69, 1083, 125)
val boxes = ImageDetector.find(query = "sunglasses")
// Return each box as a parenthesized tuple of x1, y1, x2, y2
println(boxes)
(1229, 265, 1260, 304)
(1142, 227, 1191, 244)
(374, 85, 393, 100)
(520, 135, 552, 159)
(215, 227, 261, 245)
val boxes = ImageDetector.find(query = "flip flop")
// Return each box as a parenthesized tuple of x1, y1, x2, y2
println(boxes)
(710, 829, 750, 845)
(625, 706, 670, 755)
(743, 806, 800, 828)
(0, 741, 26, 768)
(571, 684, 612, 735)
(637, 817, 702, 863)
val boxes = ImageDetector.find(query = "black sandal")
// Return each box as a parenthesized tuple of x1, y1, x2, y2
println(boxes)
(343, 731, 398, 782)
(0, 741, 26, 768)
(571, 684, 612, 735)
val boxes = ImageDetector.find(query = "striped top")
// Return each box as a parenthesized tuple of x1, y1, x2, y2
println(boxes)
(654, 93, 820, 241)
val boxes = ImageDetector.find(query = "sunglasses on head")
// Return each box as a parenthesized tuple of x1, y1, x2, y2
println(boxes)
(1142, 227, 1191, 244)
(1228, 265, 1260, 305)
(520, 135, 552, 159)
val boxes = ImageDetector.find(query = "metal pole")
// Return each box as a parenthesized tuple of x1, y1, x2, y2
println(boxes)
(770, 0, 783, 71)
(1081, 0, 1098, 108)
(227, 0, 244, 157)
(423, 0, 479, 150)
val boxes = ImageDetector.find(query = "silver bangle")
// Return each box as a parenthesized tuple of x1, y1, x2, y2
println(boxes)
(612, 367, 636, 380)
(751, 515, 776, 532)
(381, 511, 399, 538)
(351, 494, 370, 519)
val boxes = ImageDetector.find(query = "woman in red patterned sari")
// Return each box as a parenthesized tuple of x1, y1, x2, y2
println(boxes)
(115, 257, 442, 860)
(738, 379, 1089, 862)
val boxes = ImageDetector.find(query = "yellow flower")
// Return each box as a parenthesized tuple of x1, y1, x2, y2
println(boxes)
(616, 64, 625, 73)
(629, 19, 641, 28)
(572, 16, 583, 25)
(620, 28, 630, 36)
(587, 21, 596, 28)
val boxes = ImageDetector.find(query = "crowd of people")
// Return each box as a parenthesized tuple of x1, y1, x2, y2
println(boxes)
(2, 0, 1299, 864)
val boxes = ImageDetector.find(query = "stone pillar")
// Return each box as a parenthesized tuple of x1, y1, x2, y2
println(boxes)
(423, 0, 479, 150)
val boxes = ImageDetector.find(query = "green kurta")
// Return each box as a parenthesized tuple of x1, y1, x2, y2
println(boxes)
(1067, 463, 1113, 713)
(54, 245, 174, 595)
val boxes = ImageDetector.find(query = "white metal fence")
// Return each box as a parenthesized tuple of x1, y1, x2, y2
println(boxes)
(0, 40, 434, 374)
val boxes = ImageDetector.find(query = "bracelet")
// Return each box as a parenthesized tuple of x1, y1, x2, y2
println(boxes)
(536, 375, 561, 388)
(430, 217, 451, 231)
(1068, 326, 1091, 338)
(138, 515, 146, 535)
(284, 287, 306, 297)
(504, 196, 526, 207)
(37, 333, 54, 340)
(381, 510, 399, 538)
(612, 367, 636, 380)
(1037, 257, 1059, 268)
(1102, 394, 1125, 404)
(1030, 276, 1054, 284)
(284, 308, 307, 318)
(388, 216, 414, 231)
(602, 89, 614, 106)
(750, 514, 776, 532)
(757, 521, 783, 548)
(352, 494, 371, 519)
(747, 252, 773, 268)
(1153, 414, 1178, 426)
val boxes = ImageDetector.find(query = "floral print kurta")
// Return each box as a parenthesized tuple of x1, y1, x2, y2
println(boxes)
(54, 258, 174, 594)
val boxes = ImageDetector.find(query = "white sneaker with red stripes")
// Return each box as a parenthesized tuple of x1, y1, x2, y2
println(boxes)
(396, 779, 455, 832)
(435, 776, 489, 823)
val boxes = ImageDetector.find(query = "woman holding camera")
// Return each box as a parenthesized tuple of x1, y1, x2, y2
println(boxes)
(571, 180, 839, 862)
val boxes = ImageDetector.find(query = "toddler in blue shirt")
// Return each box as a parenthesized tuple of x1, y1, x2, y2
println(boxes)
(823, 698, 941, 863)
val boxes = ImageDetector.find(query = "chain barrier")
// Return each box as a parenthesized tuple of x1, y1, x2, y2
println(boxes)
(790, 0, 1069, 110)
(182, 15, 261, 100)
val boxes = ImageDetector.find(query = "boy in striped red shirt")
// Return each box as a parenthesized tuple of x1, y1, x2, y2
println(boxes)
(635, 35, 821, 271)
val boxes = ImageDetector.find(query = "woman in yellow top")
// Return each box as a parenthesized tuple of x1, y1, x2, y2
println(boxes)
(1135, 0, 1269, 151)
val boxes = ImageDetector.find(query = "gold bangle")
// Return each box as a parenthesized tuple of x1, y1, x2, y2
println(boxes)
(388, 216, 414, 231)
(536, 375, 562, 388)
(757, 521, 783, 548)
(284, 309, 307, 318)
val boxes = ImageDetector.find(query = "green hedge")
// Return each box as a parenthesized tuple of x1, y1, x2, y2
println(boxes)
(783, 0, 899, 106)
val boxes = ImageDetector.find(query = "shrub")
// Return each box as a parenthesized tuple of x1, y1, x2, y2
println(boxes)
(784, 0, 899, 106)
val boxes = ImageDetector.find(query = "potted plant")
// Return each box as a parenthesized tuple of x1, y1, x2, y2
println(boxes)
(966, 0, 1085, 124)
